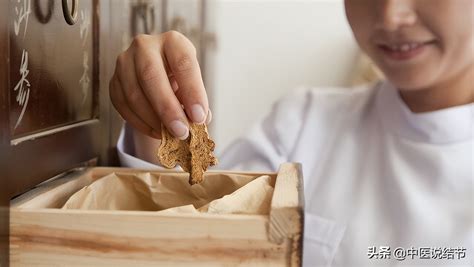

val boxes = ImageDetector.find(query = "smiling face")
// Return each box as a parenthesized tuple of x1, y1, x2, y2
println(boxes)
(344, 0, 474, 91)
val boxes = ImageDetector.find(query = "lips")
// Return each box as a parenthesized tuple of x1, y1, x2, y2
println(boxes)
(377, 41, 435, 61)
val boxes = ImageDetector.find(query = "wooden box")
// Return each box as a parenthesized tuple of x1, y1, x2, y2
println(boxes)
(10, 163, 304, 267)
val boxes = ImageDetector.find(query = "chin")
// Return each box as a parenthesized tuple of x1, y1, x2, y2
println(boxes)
(380, 67, 437, 91)
(387, 78, 429, 91)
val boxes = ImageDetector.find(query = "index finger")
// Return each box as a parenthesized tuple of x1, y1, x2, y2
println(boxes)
(162, 31, 209, 124)
(133, 34, 190, 140)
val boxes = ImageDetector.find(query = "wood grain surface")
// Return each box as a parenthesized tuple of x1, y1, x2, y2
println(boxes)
(10, 164, 304, 266)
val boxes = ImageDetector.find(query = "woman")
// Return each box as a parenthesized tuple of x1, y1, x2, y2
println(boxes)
(110, 0, 473, 265)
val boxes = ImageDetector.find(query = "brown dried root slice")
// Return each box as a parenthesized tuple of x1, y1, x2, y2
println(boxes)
(188, 123, 218, 184)
(157, 122, 218, 185)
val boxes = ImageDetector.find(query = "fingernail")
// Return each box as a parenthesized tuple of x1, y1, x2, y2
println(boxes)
(206, 109, 212, 124)
(169, 120, 189, 140)
(191, 104, 206, 124)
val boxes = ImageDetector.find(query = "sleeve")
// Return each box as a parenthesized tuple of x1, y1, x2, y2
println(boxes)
(218, 87, 310, 172)
(117, 122, 164, 169)
(117, 87, 310, 172)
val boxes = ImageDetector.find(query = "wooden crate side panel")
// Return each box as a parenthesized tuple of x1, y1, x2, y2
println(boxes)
(269, 163, 305, 267)
(10, 209, 288, 266)
(10, 209, 271, 240)
(10, 253, 289, 267)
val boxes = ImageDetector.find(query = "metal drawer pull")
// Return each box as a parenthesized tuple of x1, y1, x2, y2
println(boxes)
(131, 2, 155, 36)
(62, 0, 78, 25)
(34, 0, 54, 24)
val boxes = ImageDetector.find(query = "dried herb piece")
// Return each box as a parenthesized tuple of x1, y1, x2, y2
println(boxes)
(158, 122, 218, 185)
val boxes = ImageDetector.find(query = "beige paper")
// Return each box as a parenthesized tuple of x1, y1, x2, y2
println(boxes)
(199, 175, 273, 214)
(62, 172, 274, 215)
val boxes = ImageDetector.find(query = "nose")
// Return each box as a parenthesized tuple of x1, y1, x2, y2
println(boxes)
(376, 0, 417, 31)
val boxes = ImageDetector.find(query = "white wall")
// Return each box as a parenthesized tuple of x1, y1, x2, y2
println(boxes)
(205, 0, 359, 154)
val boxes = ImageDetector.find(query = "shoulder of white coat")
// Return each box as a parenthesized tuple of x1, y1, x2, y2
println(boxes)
(274, 82, 378, 116)
(270, 82, 380, 156)
(306, 82, 380, 115)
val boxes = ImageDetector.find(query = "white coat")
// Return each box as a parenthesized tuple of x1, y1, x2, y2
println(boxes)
(118, 81, 473, 266)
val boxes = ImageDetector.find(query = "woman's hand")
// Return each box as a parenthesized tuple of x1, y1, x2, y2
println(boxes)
(109, 31, 210, 140)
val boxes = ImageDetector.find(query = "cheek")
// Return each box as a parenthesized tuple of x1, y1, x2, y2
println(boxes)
(344, 6, 374, 52)
(444, 31, 474, 67)
(424, 2, 474, 77)
(432, 23, 474, 83)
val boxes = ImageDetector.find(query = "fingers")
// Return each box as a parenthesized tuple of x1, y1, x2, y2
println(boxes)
(133, 34, 190, 140)
(162, 31, 209, 124)
(109, 75, 160, 139)
(109, 32, 211, 142)
(115, 52, 162, 133)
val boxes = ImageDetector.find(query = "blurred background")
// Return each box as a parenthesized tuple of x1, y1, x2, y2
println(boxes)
(143, 0, 380, 153)
(205, 0, 360, 153)
(4, 0, 380, 155)
(1, 1, 382, 264)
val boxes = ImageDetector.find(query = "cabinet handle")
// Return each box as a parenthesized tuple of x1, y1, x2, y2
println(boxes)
(142, 4, 155, 34)
(131, 2, 155, 36)
(34, 0, 54, 24)
(62, 0, 78, 25)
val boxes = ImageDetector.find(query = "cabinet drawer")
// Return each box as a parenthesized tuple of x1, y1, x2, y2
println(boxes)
(10, 163, 304, 266)
(9, 0, 98, 139)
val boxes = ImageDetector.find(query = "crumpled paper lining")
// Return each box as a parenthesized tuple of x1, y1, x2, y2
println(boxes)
(62, 172, 274, 215)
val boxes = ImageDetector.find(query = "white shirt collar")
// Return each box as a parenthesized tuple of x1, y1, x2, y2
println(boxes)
(376, 81, 474, 144)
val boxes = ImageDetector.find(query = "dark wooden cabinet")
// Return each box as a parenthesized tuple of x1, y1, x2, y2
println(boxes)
(2, 0, 104, 200)
(0, 1, 120, 265)
(9, 0, 98, 139)
(0, 1, 208, 265)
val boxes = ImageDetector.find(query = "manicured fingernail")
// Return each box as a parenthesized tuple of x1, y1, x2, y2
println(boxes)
(169, 120, 189, 140)
(191, 104, 206, 124)
(206, 109, 212, 124)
